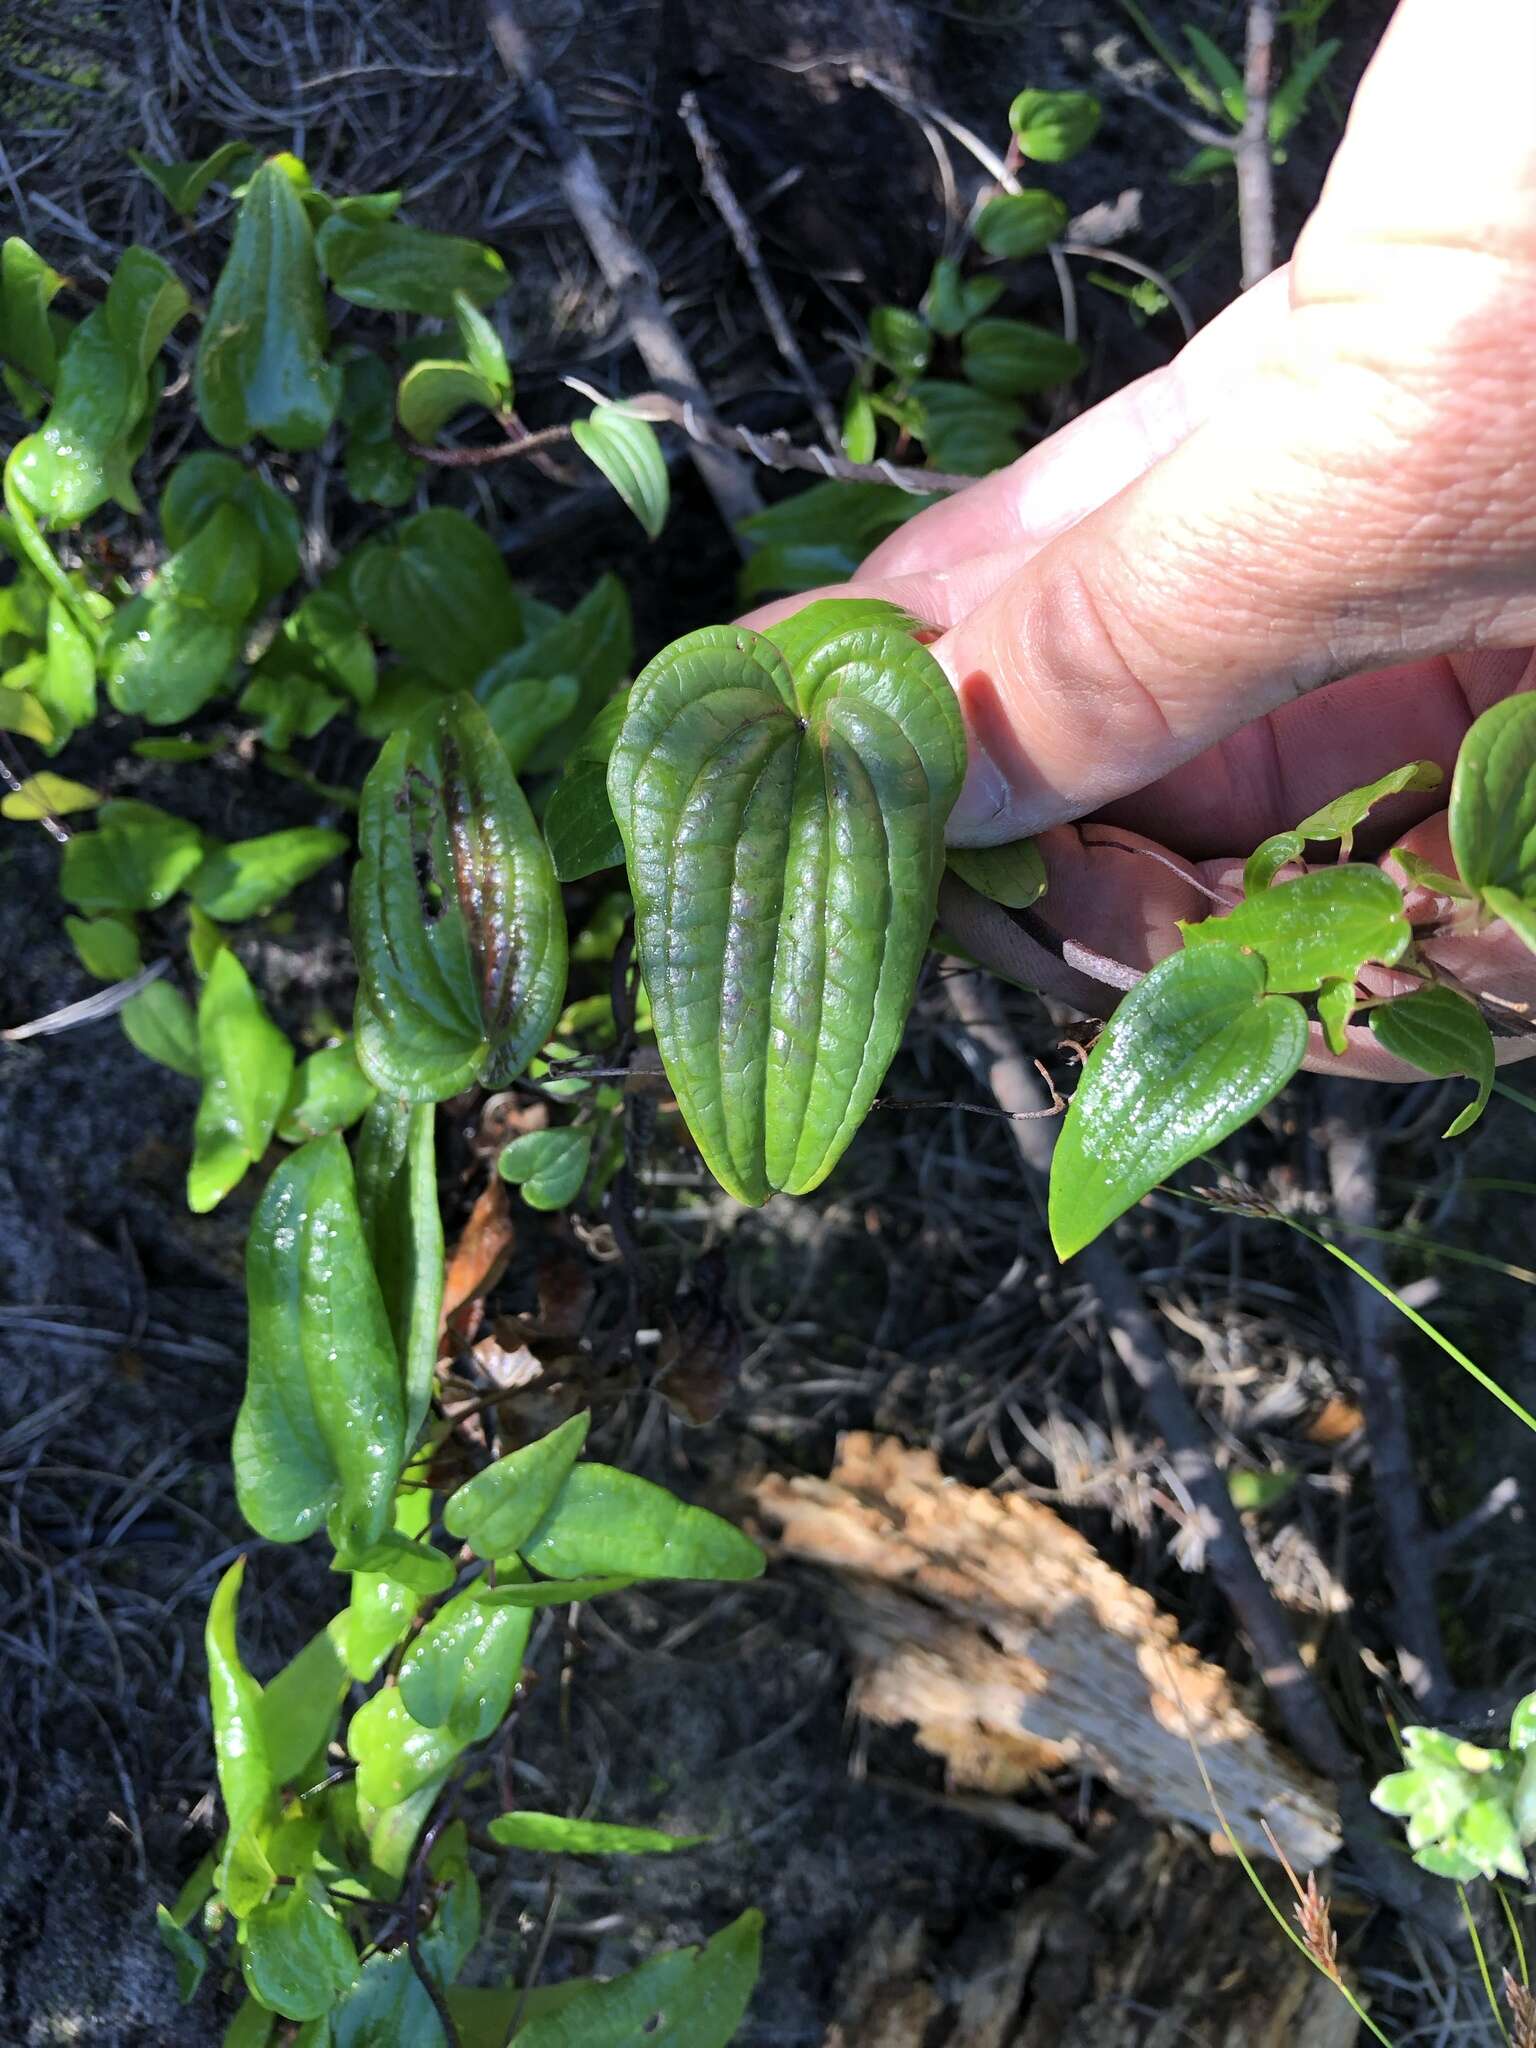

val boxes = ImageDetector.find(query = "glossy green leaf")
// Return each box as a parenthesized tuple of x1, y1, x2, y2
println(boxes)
(398, 1587, 532, 1742)
(841, 387, 876, 464)
(610, 601, 965, 1202)
(196, 160, 341, 451)
(1270, 39, 1341, 142)
(1316, 976, 1354, 1056)
(1008, 88, 1102, 162)
(1244, 759, 1443, 890)
(0, 236, 66, 392)
(349, 508, 522, 688)
(507, 1909, 762, 2048)
(572, 404, 669, 540)
(187, 902, 230, 978)
(477, 670, 579, 774)
(336, 1531, 454, 1595)
(348, 1688, 466, 1812)
(65, 912, 142, 981)
(161, 453, 302, 608)
(522, 1463, 764, 1582)
(0, 682, 54, 744)
(489, 1811, 705, 1856)
(1369, 985, 1495, 1136)
(121, 978, 201, 1078)
(260, 1617, 351, 1789)
(946, 838, 1047, 909)
(962, 317, 1084, 397)
(33, 589, 98, 748)
(189, 826, 349, 923)
(10, 248, 188, 522)
(188, 949, 294, 1212)
(316, 215, 508, 316)
(271, 587, 376, 705)
(543, 692, 629, 881)
(130, 141, 258, 213)
(868, 307, 931, 379)
(921, 257, 1004, 339)
(336, 348, 419, 508)
(60, 799, 206, 911)
(473, 1572, 634, 1608)
(343, 1469, 433, 1682)
(398, 360, 504, 443)
(1450, 694, 1536, 932)
(350, 693, 567, 1101)
(972, 190, 1068, 259)
(240, 670, 344, 751)
(498, 1127, 591, 1210)
(1048, 946, 1308, 1259)
(1182, 866, 1411, 992)
(737, 481, 927, 557)
(1184, 24, 1246, 121)
(443, 1412, 591, 1561)
(909, 379, 1026, 475)
(206, 1558, 274, 1844)
(277, 1037, 377, 1144)
(224, 1996, 277, 2048)
(1393, 848, 1476, 902)
(482, 573, 633, 773)
(233, 1134, 406, 1551)
(155, 1904, 207, 2003)
(2, 772, 99, 820)
(105, 598, 239, 725)
(451, 290, 511, 394)
(242, 1873, 358, 2022)
(354, 1099, 443, 1445)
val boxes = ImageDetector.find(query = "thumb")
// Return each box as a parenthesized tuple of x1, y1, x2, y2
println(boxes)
(937, 340, 1536, 846)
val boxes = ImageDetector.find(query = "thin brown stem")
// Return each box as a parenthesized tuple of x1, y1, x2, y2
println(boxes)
(1237, 0, 1278, 287)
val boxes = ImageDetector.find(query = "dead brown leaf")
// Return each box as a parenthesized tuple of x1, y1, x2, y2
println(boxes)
(442, 1176, 515, 1327)
(1305, 1396, 1365, 1446)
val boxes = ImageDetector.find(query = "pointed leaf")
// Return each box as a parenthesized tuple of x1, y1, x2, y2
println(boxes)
(206, 1558, 274, 1843)
(610, 602, 965, 1202)
(488, 1812, 705, 1855)
(1269, 39, 1341, 142)
(196, 160, 341, 450)
(473, 1572, 634, 1608)
(350, 693, 567, 1101)
(521, 1464, 764, 1582)
(242, 1874, 358, 2022)
(316, 216, 508, 316)
(65, 912, 142, 981)
(962, 317, 1084, 397)
(398, 1588, 532, 1742)
(354, 1099, 443, 1444)
(348, 1688, 467, 1811)
(188, 949, 294, 1211)
(349, 508, 522, 688)
(1008, 89, 1102, 162)
(841, 387, 876, 464)
(60, 799, 206, 911)
(233, 1134, 407, 1552)
(344, 1468, 433, 1682)
(921, 257, 1004, 338)
(1182, 866, 1410, 991)
(398, 359, 504, 443)
(498, 1127, 591, 1210)
(278, 1037, 377, 1144)
(572, 405, 669, 540)
(481, 573, 633, 772)
(543, 692, 629, 881)
(868, 307, 931, 379)
(1048, 946, 1308, 1258)
(121, 979, 201, 1078)
(1451, 695, 1536, 930)
(161, 453, 301, 608)
(338, 347, 421, 508)
(947, 837, 1046, 908)
(909, 379, 1026, 475)
(972, 190, 1068, 259)
(506, 1909, 762, 2048)
(0, 236, 66, 391)
(443, 1412, 591, 1561)
(155, 1904, 208, 2003)
(1369, 985, 1495, 1136)
(131, 141, 258, 213)
(104, 593, 241, 724)
(259, 1618, 350, 1790)
(1245, 759, 1442, 889)
(2, 772, 99, 820)
(189, 826, 349, 923)
(477, 670, 580, 774)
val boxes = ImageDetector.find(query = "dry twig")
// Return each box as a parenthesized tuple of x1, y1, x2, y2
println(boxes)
(1237, 0, 1278, 287)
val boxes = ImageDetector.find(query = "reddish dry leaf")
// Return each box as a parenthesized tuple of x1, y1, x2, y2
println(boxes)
(442, 1175, 515, 1324)
(1305, 1396, 1365, 1446)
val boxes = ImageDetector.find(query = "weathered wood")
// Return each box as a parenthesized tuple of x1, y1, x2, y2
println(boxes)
(754, 1432, 1341, 1870)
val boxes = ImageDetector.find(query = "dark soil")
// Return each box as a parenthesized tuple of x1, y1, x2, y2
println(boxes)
(8, 3, 1531, 2046)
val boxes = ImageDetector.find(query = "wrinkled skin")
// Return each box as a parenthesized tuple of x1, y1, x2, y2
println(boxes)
(747, 0, 1536, 1075)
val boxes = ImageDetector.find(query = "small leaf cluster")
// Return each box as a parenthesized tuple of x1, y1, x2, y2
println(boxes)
(1372, 1697, 1536, 1883)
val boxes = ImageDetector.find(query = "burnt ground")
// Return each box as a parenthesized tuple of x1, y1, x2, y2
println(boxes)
(3, 1, 1534, 2043)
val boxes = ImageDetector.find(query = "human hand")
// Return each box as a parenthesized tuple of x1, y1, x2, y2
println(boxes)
(745, 0, 1536, 1073)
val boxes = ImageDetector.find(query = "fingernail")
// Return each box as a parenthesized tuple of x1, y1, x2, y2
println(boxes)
(946, 744, 1016, 847)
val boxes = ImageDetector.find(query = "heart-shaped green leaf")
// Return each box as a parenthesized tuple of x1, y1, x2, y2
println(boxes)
(189, 948, 294, 1211)
(869, 307, 931, 379)
(443, 1412, 591, 1560)
(476, 670, 579, 773)
(241, 1874, 358, 2021)
(234, 1134, 407, 1552)
(611, 601, 965, 1203)
(572, 404, 669, 540)
(351, 694, 567, 1100)
(1369, 984, 1495, 1136)
(188, 826, 349, 923)
(316, 215, 508, 316)
(1244, 759, 1443, 891)
(521, 1464, 764, 1582)
(1451, 694, 1536, 947)
(1009, 89, 1102, 162)
(972, 190, 1068, 258)
(349, 507, 522, 688)
(910, 379, 1026, 474)
(499, 1127, 592, 1210)
(477, 572, 633, 772)
(337, 346, 420, 507)
(120, 979, 201, 1078)
(60, 799, 206, 911)
(1181, 865, 1410, 991)
(961, 317, 1084, 397)
(947, 837, 1047, 908)
(161, 453, 301, 608)
(277, 1037, 377, 1144)
(65, 912, 142, 981)
(348, 1689, 466, 1813)
(922, 258, 1004, 338)
(398, 1588, 532, 1742)
(354, 1099, 443, 1445)
(1048, 945, 1308, 1258)
(196, 159, 341, 451)
(543, 692, 629, 881)
(488, 1813, 706, 1856)
(0, 236, 66, 394)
